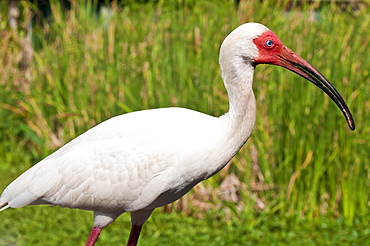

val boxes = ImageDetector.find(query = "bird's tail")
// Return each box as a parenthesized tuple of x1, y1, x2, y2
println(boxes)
(0, 202, 10, 212)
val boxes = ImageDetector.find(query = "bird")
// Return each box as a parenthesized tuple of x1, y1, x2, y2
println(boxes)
(0, 23, 355, 246)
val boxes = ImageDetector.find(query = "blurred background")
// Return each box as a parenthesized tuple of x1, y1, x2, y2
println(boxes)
(0, 0, 369, 245)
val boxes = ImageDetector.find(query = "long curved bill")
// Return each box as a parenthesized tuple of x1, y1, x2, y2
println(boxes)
(274, 46, 355, 130)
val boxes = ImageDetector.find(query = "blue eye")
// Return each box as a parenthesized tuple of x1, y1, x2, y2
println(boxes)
(266, 40, 274, 47)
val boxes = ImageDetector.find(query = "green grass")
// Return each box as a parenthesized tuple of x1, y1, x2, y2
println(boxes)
(1, 206, 369, 245)
(0, 0, 369, 245)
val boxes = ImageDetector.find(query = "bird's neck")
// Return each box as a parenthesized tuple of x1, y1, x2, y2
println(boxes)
(221, 64, 256, 150)
(200, 66, 256, 180)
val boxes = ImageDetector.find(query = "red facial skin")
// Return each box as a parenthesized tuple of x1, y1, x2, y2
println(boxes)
(252, 30, 328, 84)
(253, 30, 285, 64)
(252, 30, 313, 81)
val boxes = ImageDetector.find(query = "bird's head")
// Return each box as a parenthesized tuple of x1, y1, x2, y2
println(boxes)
(220, 22, 355, 130)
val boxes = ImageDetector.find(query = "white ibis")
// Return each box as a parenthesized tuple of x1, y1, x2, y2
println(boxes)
(0, 23, 355, 245)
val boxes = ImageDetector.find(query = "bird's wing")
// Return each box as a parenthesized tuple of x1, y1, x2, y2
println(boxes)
(0, 108, 225, 213)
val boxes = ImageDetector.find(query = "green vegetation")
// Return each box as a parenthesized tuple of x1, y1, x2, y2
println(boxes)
(0, 0, 369, 245)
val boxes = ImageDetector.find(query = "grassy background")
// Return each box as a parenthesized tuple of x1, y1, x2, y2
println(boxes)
(0, 0, 369, 245)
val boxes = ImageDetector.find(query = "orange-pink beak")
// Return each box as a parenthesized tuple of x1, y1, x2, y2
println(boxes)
(253, 31, 355, 130)
(274, 46, 355, 130)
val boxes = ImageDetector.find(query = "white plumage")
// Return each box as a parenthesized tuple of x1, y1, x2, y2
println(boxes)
(0, 23, 354, 245)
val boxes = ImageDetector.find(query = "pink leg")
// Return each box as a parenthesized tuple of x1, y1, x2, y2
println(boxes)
(127, 224, 142, 246)
(85, 227, 102, 246)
